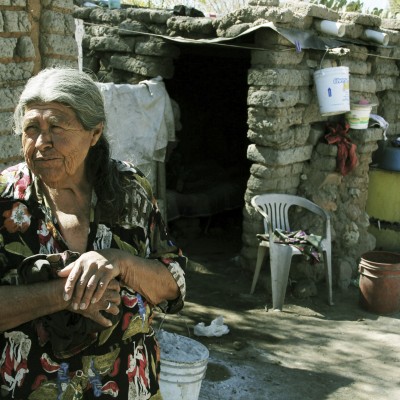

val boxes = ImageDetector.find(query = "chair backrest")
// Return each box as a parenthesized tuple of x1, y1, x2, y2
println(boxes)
(251, 193, 331, 239)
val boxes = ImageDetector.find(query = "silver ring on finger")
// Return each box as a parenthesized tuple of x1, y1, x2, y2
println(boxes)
(106, 301, 111, 310)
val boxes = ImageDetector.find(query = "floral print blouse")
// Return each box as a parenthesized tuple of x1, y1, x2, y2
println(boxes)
(0, 161, 186, 400)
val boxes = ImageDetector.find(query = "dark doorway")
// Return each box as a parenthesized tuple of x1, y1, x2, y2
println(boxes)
(164, 43, 251, 245)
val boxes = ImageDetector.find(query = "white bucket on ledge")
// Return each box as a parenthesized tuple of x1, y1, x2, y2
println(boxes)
(314, 66, 350, 116)
(345, 103, 373, 129)
(157, 330, 209, 400)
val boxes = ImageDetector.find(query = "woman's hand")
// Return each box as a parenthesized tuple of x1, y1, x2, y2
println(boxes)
(58, 249, 122, 311)
(68, 278, 121, 327)
(58, 248, 180, 309)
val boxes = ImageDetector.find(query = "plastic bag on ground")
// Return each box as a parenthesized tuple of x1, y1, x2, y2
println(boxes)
(193, 316, 229, 337)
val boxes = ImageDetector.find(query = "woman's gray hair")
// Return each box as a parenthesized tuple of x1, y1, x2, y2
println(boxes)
(14, 67, 128, 223)
(13, 67, 106, 134)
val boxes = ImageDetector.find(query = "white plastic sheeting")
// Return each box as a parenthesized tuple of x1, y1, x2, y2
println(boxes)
(97, 78, 176, 220)
(97, 77, 175, 167)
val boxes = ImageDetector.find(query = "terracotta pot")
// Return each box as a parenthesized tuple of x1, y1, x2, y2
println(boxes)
(359, 251, 400, 315)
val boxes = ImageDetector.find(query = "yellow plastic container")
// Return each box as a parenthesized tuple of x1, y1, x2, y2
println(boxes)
(368, 225, 400, 252)
(367, 169, 400, 251)
(367, 169, 400, 222)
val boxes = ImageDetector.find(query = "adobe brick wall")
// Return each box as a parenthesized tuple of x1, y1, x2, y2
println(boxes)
(2, 0, 400, 289)
(0, 0, 78, 169)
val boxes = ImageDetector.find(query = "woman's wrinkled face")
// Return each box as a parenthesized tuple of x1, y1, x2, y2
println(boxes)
(22, 102, 102, 188)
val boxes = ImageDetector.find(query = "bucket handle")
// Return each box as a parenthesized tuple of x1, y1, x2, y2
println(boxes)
(319, 47, 350, 69)
(156, 313, 192, 338)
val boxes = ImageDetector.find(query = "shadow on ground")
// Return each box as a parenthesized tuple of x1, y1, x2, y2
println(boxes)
(155, 215, 400, 400)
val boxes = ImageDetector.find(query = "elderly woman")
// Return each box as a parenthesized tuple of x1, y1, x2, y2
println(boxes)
(0, 68, 186, 399)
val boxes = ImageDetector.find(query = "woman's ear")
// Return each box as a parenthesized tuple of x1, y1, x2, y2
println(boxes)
(90, 122, 103, 147)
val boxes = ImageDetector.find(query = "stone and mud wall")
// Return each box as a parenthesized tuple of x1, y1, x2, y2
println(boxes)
(0, 0, 78, 170)
(2, 0, 400, 290)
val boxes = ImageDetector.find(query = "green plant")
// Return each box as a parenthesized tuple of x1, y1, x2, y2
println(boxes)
(122, 0, 151, 6)
(310, 0, 348, 11)
(345, 0, 363, 11)
(369, 6, 385, 15)
(312, 0, 395, 15)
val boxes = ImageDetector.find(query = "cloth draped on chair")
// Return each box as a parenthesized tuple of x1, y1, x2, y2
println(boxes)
(257, 229, 323, 264)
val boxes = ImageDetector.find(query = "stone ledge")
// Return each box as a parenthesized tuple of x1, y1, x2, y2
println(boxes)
(247, 143, 313, 165)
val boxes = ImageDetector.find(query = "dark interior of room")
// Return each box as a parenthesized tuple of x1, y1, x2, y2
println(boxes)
(164, 43, 251, 238)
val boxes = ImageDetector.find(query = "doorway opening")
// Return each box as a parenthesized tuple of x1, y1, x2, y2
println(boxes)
(164, 44, 251, 253)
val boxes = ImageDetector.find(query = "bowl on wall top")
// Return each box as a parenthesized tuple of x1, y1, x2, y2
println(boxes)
(378, 146, 400, 172)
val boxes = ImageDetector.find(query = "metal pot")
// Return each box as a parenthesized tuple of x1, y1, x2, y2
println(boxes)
(378, 146, 400, 172)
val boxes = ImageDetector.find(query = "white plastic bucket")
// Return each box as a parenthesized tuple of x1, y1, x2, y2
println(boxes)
(157, 330, 209, 400)
(314, 66, 350, 116)
(345, 104, 372, 129)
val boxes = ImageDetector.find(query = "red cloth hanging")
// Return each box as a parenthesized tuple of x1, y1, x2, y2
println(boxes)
(325, 122, 358, 176)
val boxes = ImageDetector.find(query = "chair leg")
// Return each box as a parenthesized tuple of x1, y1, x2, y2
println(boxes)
(324, 250, 334, 306)
(250, 245, 267, 294)
(270, 246, 293, 311)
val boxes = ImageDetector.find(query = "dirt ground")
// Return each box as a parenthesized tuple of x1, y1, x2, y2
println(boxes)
(154, 213, 400, 400)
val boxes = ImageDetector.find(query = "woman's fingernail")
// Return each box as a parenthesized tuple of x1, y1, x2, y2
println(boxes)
(73, 303, 78, 310)
(79, 303, 86, 310)
(91, 297, 97, 304)
(64, 293, 70, 301)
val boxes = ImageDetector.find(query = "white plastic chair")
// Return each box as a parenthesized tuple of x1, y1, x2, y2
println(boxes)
(250, 193, 333, 310)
